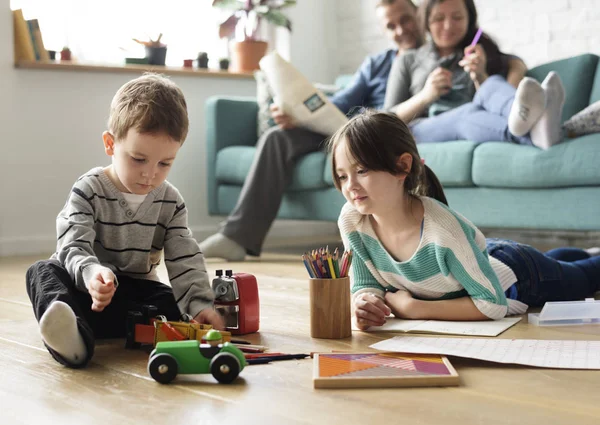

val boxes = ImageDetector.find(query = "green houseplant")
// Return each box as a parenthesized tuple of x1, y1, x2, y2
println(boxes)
(212, 0, 296, 72)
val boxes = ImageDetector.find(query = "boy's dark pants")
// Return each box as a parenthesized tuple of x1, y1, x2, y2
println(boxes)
(26, 259, 181, 368)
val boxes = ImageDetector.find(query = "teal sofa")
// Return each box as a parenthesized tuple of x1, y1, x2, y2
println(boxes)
(205, 54, 600, 232)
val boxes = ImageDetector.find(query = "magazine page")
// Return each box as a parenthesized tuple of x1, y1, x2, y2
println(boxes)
(259, 52, 348, 136)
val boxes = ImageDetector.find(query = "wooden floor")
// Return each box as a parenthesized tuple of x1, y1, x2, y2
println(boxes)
(1, 253, 600, 425)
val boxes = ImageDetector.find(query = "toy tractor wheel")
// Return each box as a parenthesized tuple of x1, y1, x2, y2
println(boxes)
(210, 353, 240, 384)
(148, 353, 178, 384)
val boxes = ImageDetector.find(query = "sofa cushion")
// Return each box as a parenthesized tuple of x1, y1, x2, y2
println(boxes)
(324, 141, 477, 187)
(472, 134, 600, 188)
(589, 54, 600, 104)
(216, 146, 329, 191)
(417, 141, 477, 187)
(324, 152, 334, 185)
(527, 54, 598, 123)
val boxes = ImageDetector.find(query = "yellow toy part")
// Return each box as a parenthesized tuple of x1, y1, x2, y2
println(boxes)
(153, 318, 231, 346)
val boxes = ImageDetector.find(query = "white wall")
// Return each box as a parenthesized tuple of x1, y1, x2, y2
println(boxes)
(1, 0, 340, 256)
(287, 0, 339, 84)
(335, 0, 600, 74)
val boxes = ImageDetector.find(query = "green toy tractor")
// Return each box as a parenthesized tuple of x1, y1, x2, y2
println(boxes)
(148, 330, 246, 384)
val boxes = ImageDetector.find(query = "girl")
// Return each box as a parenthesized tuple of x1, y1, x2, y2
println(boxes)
(384, 0, 565, 149)
(329, 111, 599, 329)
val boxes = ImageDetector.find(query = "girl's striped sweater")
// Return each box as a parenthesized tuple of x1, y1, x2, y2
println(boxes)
(338, 197, 528, 319)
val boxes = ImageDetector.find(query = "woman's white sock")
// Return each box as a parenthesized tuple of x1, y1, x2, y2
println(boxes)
(40, 301, 87, 364)
(508, 77, 546, 137)
(530, 72, 566, 149)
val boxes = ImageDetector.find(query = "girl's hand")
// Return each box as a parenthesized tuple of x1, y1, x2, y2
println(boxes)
(194, 308, 225, 330)
(419, 67, 452, 104)
(384, 290, 416, 319)
(460, 44, 488, 85)
(270, 104, 295, 129)
(353, 292, 391, 330)
(86, 266, 117, 312)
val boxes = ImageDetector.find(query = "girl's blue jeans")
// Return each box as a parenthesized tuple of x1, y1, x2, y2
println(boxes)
(486, 239, 600, 307)
(410, 75, 533, 145)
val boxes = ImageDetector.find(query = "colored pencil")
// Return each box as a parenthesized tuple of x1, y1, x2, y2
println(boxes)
(246, 354, 310, 364)
(302, 247, 352, 278)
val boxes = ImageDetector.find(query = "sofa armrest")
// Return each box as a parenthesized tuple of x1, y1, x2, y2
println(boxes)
(205, 96, 259, 215)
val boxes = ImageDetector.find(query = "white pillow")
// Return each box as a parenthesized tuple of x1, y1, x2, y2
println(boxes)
(563, 100, 600, 138)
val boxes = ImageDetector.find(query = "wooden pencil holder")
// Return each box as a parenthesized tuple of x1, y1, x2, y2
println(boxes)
(309, 277, 352, 339)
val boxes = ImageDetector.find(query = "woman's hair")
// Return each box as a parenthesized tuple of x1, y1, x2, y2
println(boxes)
(328, 110, 448, 206)
(418, 0, 508, 77)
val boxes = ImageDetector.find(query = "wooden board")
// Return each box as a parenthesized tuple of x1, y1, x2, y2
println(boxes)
(313, 352, 460, 389)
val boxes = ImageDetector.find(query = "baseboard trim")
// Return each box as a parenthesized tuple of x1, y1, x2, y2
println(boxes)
(0, 234, 57, 257)
(6, 225, 593, 257)
(0, 220, 341, 257)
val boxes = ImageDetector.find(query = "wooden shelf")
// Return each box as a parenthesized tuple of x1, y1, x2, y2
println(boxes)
(15, 60, 255, 80)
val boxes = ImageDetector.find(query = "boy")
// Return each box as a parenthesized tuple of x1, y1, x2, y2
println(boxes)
(26, 73, 223, 368)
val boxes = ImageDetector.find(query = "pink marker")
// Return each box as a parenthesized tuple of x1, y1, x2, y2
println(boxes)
(470, 28, 483, 47)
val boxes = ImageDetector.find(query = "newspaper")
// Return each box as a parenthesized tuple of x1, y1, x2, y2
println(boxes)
(259, 52, 348, 136)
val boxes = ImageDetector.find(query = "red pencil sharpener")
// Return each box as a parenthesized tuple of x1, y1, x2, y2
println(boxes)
(212, 270, 260, 335)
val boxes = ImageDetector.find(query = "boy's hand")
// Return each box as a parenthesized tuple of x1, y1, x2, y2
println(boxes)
(384, 290, 416, 319)
(194, 308, 225, 330)
(86, 266, 117, 312)
(270, 104, 295, 129)
(353, 292, 391, 330)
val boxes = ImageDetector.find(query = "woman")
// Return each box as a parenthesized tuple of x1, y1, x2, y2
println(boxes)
(384, 0, 564, 149)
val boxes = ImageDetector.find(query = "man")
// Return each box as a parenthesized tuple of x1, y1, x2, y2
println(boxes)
(200, 0, 422, 261)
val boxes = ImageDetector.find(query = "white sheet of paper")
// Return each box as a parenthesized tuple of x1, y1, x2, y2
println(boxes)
(370, 337, 600, 369)
(353, 317, 522, 337)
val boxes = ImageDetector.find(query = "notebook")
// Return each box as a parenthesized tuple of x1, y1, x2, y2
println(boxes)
(353, 316, 522, 337)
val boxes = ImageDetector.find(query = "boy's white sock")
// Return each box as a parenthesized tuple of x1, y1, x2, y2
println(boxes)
(40, 301, 87, 365)
(199, 233, 246, 261)
(508, 77, 546, 137)
(530, 72, 566, 149)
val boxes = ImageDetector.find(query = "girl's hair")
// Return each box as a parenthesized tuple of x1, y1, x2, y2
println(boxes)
(328, 110, 448, 206)
(418, 0, 508, 77)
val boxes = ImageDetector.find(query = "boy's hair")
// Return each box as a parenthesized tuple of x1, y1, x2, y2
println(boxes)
(108, 73, 189, 143)
(328, 110, 448, 206)
(418, 0, 508, 77)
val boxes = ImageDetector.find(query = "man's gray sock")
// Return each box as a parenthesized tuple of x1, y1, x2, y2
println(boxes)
(199, 233, 246, 261)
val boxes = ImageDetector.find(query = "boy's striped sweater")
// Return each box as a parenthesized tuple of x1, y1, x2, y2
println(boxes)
(51, 167, 214, 317)
(338, 197, 528, 319)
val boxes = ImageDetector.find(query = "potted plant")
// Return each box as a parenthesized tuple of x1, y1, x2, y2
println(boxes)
(60, 46, 71, 61)
(218, 57, 230, 71)
(197, 51, 209, 69)
(213, 0, 296, 72)
(134, 34, 167, 66)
